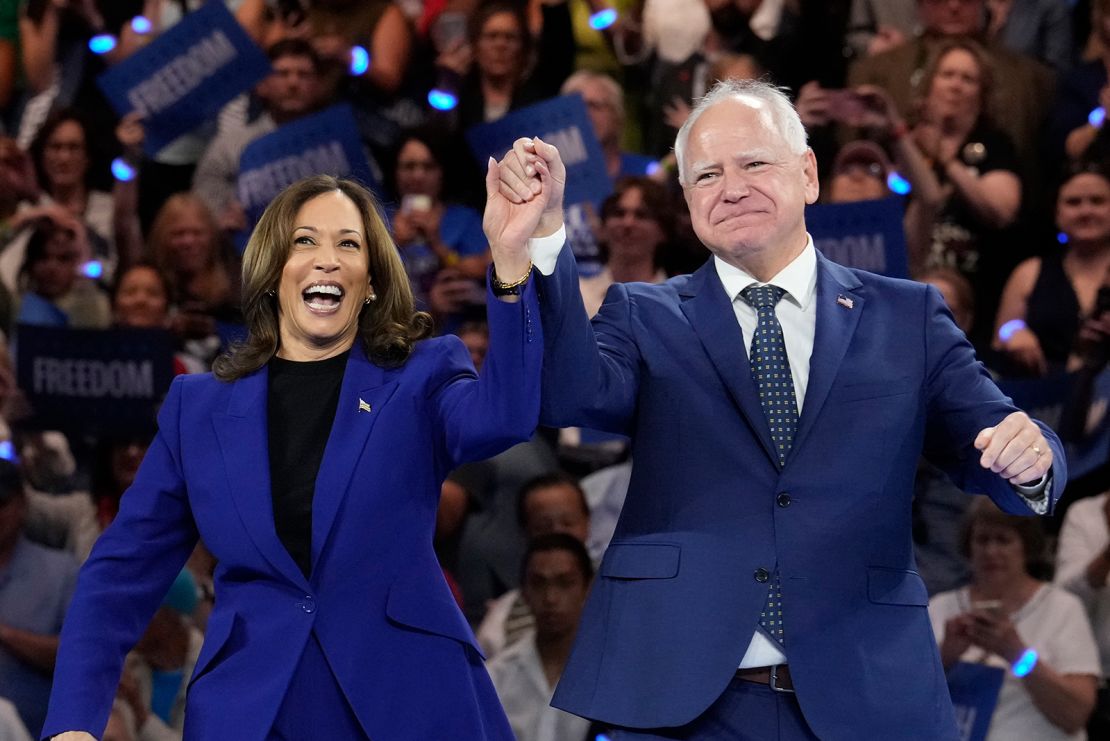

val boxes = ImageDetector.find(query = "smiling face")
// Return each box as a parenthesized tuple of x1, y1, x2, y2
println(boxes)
(395, 139, 443, 199)
(603, 186, 665, 264)
(277, 190, 371, 360)
(1057, 172, 1110, 245)
(114, 266, 169, 328)
(681, 97, 818, 276)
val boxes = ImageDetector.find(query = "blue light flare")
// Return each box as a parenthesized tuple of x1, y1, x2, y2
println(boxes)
(589, 9, 618, 30)
(998, 319, 1027, 342)
(427, 89, 458, 111)
(88, 34, 118, 54)
(1090, 106, 1106, 128)
(131, 15, 152, 34)
(349, 46, 370, 76)
(887, 171, 911, 195)
(1057, 232, 1069, 245)
(111, 158, 136, 182)
(81, 260, 104, 279)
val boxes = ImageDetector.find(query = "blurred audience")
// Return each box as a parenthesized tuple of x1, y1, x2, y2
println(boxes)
(930, 499, 1099, 741)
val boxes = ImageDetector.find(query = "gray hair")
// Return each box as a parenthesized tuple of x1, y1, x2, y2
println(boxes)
(674, 79, 808, 185)
(561, 70, 625, 125)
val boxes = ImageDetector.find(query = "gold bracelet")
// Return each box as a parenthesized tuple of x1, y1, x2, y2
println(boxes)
(491, 261, 533, 289)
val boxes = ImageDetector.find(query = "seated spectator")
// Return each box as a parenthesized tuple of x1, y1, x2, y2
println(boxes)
(930, 499, 1099, 741)
(15, 213, 110, 329)
(993, 164, 1110, 376)
(1052, 0, 1110, 161)
(579, 177, 672, 318)
(901, 39, 1022, 347)
(1057, 490, 1110, 737)
(561, 71, 655, 180)
(476, 473, 590, 659)
(449, 0, 574, 131)
(387, 127, 489, 311)
(0, 459, 78, 735)
(113, 263, 207, 375)
(847, 0, 1053, 184)
(192, 39, 324, 226)
(117, 570, 202, 741)
(486, 533, 593, 741)
(148, 194, 242, 366)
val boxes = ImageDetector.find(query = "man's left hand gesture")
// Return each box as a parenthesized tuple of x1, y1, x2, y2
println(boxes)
(974, 411, 1052, 486)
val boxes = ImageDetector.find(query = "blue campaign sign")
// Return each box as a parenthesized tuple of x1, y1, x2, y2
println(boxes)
(15, 326, 175, 434)
(237, 104, 379, 230)
(97, 2, 271, 154)
(805, 197, 909, 278)
(466, 94, 611, 207)
(946, 662, 1005, 741)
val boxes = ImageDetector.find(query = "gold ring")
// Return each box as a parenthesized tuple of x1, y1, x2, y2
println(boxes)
(1032, 445, 1043, 455)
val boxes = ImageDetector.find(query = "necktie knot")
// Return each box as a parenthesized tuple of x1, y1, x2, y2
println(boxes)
(740, 284, 786, 311)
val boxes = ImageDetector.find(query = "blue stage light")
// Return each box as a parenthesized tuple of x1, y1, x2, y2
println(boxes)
(349, 46, 370, 76)
(111, 158, 136, 182)
(998, 319, 1027, 342)
(1091, 106, 1106, 128)
(81, 260, 104, 279)
(887, 171, 911, 195)
(0, 441, 15, 461)
(1057, 231, 1069, 245)
(646, 160, 661, 176)
(427, 89, 458, 111)
(131, 15, 152, 34)
(589, 9, 618, 30)
(88, 34, 118, 54)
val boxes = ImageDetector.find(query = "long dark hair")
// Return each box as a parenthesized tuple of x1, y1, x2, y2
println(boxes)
(212, 176, 432, 380)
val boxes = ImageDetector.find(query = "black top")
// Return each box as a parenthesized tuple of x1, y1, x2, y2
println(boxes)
(267, 350, 349, 578)
(1027, 249, 1082, 367)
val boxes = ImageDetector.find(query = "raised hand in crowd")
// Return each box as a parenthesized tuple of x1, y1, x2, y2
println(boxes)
(0, 138, 39, 205)
(662, 96, 692, 132)
(114, 112, 145, 158)
(867, 25, 906, 57)
(427, 268, 484, 319)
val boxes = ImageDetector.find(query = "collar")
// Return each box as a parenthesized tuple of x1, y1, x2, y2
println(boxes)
(713, 235, 817, 310)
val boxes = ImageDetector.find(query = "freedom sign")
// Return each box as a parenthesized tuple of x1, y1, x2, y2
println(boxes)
(16, 326, 175, 434)
(805, 197, 909, 278)
(98, 2, 271, 154)
(237, 104, 379, 230)
(466, 94, 611, 207)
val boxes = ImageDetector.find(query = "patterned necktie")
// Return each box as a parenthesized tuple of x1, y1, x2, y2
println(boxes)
(740, 284, 798, 646)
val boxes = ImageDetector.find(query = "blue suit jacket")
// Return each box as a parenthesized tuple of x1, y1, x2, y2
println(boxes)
(536, 247, 1065, 740)
(42, 285, 542, 741)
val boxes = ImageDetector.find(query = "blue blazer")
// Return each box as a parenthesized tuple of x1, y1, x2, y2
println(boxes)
(536, 248, 1065, 741)
(42, 285, 542, 741)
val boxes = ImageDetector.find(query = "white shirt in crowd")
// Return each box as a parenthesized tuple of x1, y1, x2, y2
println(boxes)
(929, 585, 1101, 741)
(1055, 492, 1110, 677)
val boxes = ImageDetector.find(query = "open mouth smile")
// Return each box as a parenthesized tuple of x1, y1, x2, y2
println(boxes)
(302, 281, 345, 314)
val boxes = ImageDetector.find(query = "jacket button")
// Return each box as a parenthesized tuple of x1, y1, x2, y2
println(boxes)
(777, 493, 792, 508)
(300, 596, 316, 614)
(754, 568, 769, 583)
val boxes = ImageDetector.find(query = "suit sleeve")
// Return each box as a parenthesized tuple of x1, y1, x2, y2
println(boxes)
(921, 285, 1066, 515)
(431, 277, 543, 468)
(535, 244, 641, 434)
(42, 375, 199, 740)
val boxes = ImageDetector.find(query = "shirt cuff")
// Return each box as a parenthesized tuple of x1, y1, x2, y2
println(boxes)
(1013, 472, 1051, 514)
(528, 224, 567, 275)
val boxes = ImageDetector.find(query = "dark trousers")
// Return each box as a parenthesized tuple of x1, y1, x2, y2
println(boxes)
(267, 632, 372, 741)
(608, 675, 820, 741)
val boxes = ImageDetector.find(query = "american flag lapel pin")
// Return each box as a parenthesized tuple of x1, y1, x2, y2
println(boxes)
(358, 398, 372, 413)
(836, 294, 854, 310)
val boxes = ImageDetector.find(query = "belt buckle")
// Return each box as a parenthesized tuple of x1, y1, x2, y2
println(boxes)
(769, 664, 794, 694)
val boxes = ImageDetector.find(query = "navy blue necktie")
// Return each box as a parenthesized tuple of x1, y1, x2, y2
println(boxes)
(741, 284, 798, 646)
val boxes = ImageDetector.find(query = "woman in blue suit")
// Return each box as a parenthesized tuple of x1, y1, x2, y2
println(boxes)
(43, 170, 546, 740)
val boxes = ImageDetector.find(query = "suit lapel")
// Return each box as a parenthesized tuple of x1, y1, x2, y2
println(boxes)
(213, 366, 309, 590)
(680, 261, 780, 468)
(791, 255, 865, 458)
(310, 343, 398, 575)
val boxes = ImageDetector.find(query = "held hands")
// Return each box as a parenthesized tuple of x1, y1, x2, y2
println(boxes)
(483, 136, 567, 280)
(974, 411, 1053, 486)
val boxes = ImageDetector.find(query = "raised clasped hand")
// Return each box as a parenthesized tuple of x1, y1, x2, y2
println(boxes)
(482, 136, 566, 261)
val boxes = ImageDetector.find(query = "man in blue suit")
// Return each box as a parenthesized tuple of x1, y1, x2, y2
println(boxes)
(494, 79, 1065, 740)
